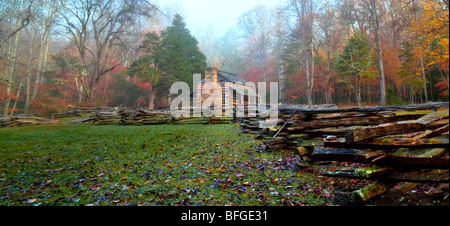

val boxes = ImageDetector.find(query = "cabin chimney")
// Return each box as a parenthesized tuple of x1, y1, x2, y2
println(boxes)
(205, 67, 218, 83)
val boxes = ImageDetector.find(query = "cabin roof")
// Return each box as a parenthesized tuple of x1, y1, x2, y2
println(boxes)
(201, 70, 247, 85)
(217, 70, 247, 84)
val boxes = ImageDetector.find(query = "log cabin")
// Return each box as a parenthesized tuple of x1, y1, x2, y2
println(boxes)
(193, 67, 262, 110)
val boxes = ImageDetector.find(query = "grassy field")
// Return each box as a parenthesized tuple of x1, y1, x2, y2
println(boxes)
(0, 123, 354, 206)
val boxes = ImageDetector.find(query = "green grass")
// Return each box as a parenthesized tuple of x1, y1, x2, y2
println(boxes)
(0, 123, 335, 206)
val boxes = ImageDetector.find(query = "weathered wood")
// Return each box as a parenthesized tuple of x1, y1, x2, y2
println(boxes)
(292, 113, 307, 120)
(52, 110, 82, 118)
(264, 137, 287, 145)
(412, 130, 434, 139)
(369, 136, 449, 147)
(333, 182, 388, 205)
(314, 146, 449, 169)
(312, 147, 386, 163)
(311, 112, 363, 120)
(296, 138, 324, 147)
(302, 126, 366, 136)
(416, 124, 449, 139)
(281, 102, 449, 114)
(425, 120, 449, 130)
(322, 166, 394, 179)
(325, 142, 449, 150)
(414, 109, 449, 125)
(375, 148, 449, 169)
(292, 115, 424, 131)
(286, 134, 310, 140)
(345, 121, 423, 143)
(272, 119, 290, 138)
(69, 117, 95, 124)
(297, 146, 313, 156)
(1, 116, 60, 127)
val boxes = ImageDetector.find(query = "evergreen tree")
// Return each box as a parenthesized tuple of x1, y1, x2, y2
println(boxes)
(129, 32, 162, 110)
(156, 14, 206, 91)
(129, 15, 206, 108)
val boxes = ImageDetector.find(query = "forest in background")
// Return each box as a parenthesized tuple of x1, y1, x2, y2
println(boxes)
(0, 0, 448, 116)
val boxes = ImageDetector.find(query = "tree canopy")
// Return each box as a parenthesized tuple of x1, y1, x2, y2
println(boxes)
(156, 14, 207, 91)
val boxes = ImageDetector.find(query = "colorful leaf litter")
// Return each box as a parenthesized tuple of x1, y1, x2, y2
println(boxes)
(0, 123, 368, 206)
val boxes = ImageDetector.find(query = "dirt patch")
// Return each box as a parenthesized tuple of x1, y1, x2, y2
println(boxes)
(366, 183, 449, 206)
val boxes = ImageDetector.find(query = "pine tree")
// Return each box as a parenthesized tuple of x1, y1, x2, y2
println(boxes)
(129, 32, 162, 110)
(156, 14, 207, 91)
(129, 15, 207, 109)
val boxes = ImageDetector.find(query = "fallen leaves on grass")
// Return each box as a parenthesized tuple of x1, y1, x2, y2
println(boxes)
(0, 124, 337, 206)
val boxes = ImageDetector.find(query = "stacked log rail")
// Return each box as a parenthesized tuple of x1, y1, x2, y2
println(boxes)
(239, 102, 449, 205)
(1, 106, 237, 127)
(51, 106, 113, 119)
(0, 115, 60, 127)
(69, 107, 236, 125)
(241, 102, 448, 151)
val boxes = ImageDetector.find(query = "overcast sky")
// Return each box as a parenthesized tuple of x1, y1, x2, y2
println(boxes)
(155, 0, 282, 36)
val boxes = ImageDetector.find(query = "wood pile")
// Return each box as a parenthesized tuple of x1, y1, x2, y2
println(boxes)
(68, 107, 172, 125)
(172, 107, 234, 124)
(0, 115, 60, 127)
(52, 110, 82, 118)
(69, 107, 234, 125)
(93, 108, 121, 125)
(239, 102, 449, 205)
(51, 106, 112, 119)
(0, 116, 11, 127)
(120, 108, 172, 125)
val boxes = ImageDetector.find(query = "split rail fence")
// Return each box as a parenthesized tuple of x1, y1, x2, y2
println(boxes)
(239, 102, 449, 204)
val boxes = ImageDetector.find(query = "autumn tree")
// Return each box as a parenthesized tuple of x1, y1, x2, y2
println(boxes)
(57, 0, 159, 105)
(411, 0, 449, 100)
(273, 6, 288, 103)
(213, 28, 247, 75)
(363, 0, 387, 106)
(286, 0, 320, 106)
(238, 4, 275, 83)
(28, 0, 58, 112)
(128, 32, 162, 110)
(0, 0, 35, 115)
(0, 0, 33, 49)
(317, 5, 344, 104)
(336, 31, 374, 106)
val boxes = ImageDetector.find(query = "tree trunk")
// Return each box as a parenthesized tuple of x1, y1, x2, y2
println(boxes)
(279, 58, 284, 103)
(372, 0, 386, 106)
(32, 26, 50, 101)
(305, 56, 312, 106)
(420, 56, 428, 102)
(10, 80, 23, 115)
(3, 29, 20, 115)
(356, 75, 362, 106)
(148, 88, 156, 110)
(310, 47, 315, 106)
(32, 4, 54, 101)
(24, 24, 37, 114)
(325, 52, 334, 104)
(75, 76, 83, 103)
(367, 78, 372, 104)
